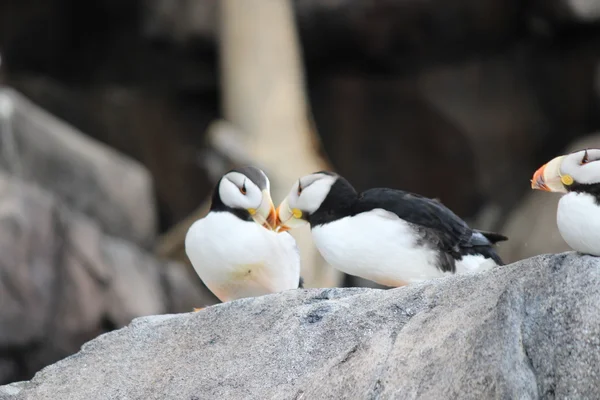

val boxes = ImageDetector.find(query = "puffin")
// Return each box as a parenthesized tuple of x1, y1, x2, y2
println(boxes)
(531, 148, 600, 256)
(185, 166, 302, 304)
(275, 171, 507, 287)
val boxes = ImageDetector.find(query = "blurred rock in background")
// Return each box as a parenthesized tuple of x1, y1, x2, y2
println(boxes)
(2, 0, 600, 233)
(0, 88, 214, 385)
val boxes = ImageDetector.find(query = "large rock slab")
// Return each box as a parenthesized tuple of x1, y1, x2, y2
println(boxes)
(2, 252, 599, 399)
(0, 171, 212, 384)
(0, 88, 156, 248)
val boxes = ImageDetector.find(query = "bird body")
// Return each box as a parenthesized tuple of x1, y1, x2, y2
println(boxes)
(557, 192, 600, 256)
(185, 166, 301, 304)
(186, 211, 300, 302)
(277, 172, 506, 287)
(311, 209, 497, 286)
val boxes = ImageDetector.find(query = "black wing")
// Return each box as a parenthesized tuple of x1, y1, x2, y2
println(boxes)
(355, 188, 473, 248)
(355, 188, 507, 269)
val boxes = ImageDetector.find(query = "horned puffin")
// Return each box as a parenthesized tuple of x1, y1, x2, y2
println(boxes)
(531, 148, 600, 256)
(185, 166, 302, 304)
(275, 171, 507, 287)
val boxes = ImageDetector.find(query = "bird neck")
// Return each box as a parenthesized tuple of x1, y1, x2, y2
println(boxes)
(308, 177, 358, 226)
(568, 182, 600, 205)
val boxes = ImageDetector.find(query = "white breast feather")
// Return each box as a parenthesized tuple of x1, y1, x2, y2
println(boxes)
(311, 209, 496, 286)
(185, 212, 301, 302)
(557, 192, 600, 256)
(311, 209, 443, 286)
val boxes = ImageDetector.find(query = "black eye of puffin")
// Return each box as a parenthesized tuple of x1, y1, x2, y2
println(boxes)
(240, 180, 247, 195)
(581, 150, 590, 165)
(297, 180, 303, 196)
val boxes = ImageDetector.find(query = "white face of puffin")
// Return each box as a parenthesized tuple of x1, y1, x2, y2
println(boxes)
(531, 149, 600, 193)
(219, 171, 277, 229)
(276, 172, 337, 231)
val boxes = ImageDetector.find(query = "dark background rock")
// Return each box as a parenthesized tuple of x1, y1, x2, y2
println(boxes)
(0, 171, 211, 384)
(2, 1, 600, 232)
(0, 88, 157, 248)
(1, 253, 599, 399)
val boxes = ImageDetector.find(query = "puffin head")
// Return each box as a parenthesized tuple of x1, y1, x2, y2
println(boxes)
(213, 166, 277, 230)
(275, 171, 339, 231)
(531, 149, 600, 194)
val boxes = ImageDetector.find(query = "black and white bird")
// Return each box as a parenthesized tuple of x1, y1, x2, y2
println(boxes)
(531, 148, 600, 256)
(185, 166, 301, 303)
(276, 171, 507, 287)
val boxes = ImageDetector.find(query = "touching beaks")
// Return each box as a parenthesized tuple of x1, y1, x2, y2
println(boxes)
(275, 204, 291, 232)
(250, 190, 278, 230)
(531, 155, 568, 193)
(274, 196, 308, 232)
(266, 204, 277, 230)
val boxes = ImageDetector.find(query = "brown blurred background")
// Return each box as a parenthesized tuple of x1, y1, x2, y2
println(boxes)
(1, 0, 600, 385)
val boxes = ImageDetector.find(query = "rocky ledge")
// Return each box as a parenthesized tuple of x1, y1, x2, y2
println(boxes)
(1, 252, 599, 399)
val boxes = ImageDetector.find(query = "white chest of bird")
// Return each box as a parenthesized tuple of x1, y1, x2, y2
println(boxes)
(185, 212, 300, 302)
(311, 209, 442, 286)
(557, 192, 600, 256)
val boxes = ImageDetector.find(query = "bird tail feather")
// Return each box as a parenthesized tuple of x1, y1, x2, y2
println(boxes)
(476, 230, 508, 244)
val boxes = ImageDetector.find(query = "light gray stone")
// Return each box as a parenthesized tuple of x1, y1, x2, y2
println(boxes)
(0, 87, 156, 248)
(2, 252, 599, 399)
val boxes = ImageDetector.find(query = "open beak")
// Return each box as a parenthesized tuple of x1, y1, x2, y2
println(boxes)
(531, 155, 568, 193)
(251, 190, 277, 230)
(274, 196, 307, 232)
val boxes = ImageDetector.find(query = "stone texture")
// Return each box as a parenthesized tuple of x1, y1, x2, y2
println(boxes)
(0, 88, 157, 248)
(499, 133, 600, 263)
(2, 252, 600, 399)
(0, 171, 211, 384)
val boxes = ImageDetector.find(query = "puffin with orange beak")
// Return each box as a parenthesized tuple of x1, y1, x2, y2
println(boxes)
(532, 149, 600, 256)
(276, 171, 507, 287)
(185, 166, 301, 303)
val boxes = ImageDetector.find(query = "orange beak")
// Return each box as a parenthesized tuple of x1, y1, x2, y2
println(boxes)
(531, 163, 550, 191)
(264, 204, 277, 230)
(530, 155, 567, 193)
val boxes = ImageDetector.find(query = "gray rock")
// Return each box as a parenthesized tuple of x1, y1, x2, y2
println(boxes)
(2, 252, 600, 399)
(0, 87, 156, 248)
(0, 171, 210, 384)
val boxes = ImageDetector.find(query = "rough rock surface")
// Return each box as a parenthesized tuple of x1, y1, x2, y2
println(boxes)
(0, 171, 211, 384)
(2, 252, 599, 399)
(0, 88, 156, 248)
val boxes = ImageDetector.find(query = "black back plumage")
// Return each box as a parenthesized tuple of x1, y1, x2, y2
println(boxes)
(309, 175, 508, 272)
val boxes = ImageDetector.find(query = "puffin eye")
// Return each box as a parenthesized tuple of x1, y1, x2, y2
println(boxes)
(297, 180, 303, 196)
(240, 180, 247, 195)
(581, 150, 590, 165)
